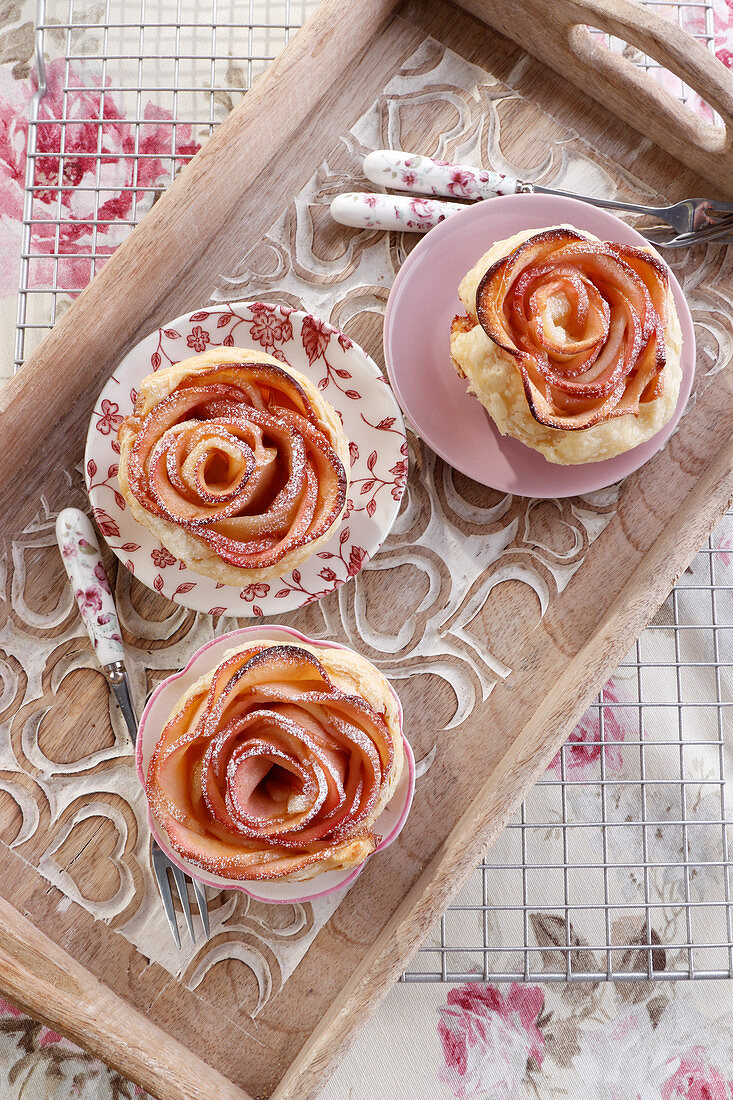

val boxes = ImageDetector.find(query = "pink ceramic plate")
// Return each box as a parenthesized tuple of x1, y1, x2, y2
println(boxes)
(85, 302, 407, 616)
(135, 624, 415, 904)
(384, 193, 696, 498)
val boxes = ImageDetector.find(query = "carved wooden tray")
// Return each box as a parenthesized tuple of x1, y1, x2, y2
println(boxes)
(1, 1, 733, 1098)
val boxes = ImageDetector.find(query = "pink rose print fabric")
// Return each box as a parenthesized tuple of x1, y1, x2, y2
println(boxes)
(430, 989, 733, 1100)
(438, 984, 545, 1098)
(0, 995, 149, 1098)
(0, 56, 198, 298)
(548, 679, 633, 777)
(569, 1001, 733, 1100)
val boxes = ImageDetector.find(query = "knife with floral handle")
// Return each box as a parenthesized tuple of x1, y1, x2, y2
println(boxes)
(55, 507, 137, 737)
(330, 191, 462, 233)
(56, 508, 126, 666)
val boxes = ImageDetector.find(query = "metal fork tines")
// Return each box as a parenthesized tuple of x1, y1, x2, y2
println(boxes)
(141, 682, 210, 949)
(641, 218, 733, 248)
(532, 186, 733, 235)
(56, 509, 210, 951)
(151, 843, 210, 949)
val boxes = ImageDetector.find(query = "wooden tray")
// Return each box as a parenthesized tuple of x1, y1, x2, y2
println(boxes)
(1, 1, 733, 1097)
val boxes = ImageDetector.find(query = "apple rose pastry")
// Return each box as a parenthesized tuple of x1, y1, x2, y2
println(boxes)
(146, 638, 404, 881)
(118, 347, 349, 583)
(450, 225, 683, 465)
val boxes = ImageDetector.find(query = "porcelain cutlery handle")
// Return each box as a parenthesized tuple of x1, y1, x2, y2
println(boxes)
(330, 191, 462, 233)
(363, 150, 526, 200)
(56, 507, 126, 668)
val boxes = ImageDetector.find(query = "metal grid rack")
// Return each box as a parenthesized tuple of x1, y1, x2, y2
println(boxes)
(15, 0, 315, 370)
(404, 512, 733, 982)
(15, 0, 733, 983)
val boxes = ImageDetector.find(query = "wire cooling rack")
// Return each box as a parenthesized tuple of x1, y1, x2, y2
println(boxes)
(403, 519, 733, 983)
(15, 0, 733, 982)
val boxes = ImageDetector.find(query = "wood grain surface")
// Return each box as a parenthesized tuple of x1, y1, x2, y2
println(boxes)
(466, 0, 733, 193)
(0, 896, 252, 1100)
(0, 1, 732, 1098)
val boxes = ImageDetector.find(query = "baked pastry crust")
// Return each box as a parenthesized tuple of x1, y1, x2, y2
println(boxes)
(450, 225, 683, 465)
(118, 347, 350, 583)
(146, 637, 405, 882)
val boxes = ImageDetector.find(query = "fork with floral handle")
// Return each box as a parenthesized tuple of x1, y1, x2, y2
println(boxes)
(55, 507, 210, 949)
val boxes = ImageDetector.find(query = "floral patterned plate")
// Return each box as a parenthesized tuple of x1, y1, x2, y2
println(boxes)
(84, 301, 407, 616)
(135, 625, 416, 904)
(384, 194, 696, 498)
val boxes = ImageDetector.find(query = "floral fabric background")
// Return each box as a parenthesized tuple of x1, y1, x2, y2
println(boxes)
(2, 0, 733, 1098)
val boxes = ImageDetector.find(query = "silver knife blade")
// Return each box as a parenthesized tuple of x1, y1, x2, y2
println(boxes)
(106, 663, 138, 745)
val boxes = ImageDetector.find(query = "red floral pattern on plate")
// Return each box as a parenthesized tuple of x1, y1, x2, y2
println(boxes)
(186, 325, 210, 352)
(85, 301, 406, 616)
(151, 547, 176, 568)
(249, 300, 293, 349)
(95, 399, 123, 435)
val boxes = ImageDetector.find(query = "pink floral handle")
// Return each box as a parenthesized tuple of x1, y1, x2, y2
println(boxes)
(362, 149, 524, 200)
(56, 508, 124, 666)
(330, 191, 463, 233)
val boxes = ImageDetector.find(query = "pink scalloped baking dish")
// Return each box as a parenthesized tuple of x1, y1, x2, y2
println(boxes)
(135, 624, 415, 904)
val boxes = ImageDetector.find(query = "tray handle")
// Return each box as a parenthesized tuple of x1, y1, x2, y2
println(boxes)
(567, 4, 732, 152)
(458, 0, 733, 192)
(0, 895, 251, 1100)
